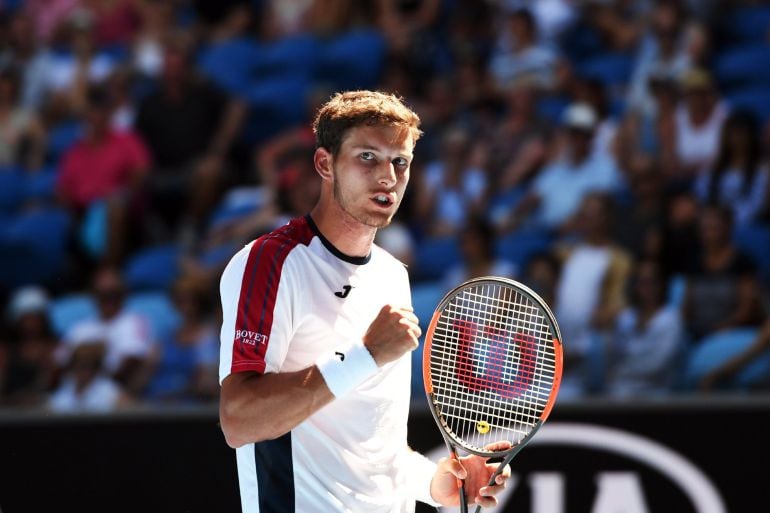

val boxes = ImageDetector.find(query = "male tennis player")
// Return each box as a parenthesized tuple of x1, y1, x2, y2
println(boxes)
(218, 90, 511, 512)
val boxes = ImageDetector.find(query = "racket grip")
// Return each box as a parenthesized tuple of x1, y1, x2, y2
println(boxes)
(472, 464, 506, 513)
(451, 452, 469, 513)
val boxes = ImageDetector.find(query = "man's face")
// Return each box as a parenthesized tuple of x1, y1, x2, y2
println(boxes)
(327, 124, 414, 228)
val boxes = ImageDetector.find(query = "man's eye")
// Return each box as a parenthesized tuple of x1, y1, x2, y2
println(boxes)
(393, 157, 409, 167)
(360, 152, 375, 161)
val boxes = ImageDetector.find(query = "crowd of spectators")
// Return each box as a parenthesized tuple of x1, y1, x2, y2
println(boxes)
(1, 0, 770, 412)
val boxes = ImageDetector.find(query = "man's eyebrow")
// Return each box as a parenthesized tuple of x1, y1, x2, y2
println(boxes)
(351, 144, 413, 159)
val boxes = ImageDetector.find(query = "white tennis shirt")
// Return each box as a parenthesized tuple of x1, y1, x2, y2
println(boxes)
(219, 215, 438, 513)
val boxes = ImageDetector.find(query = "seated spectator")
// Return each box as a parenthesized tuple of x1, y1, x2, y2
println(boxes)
(614, 153, 668, 262)
(440, 215, 517, 293)
(499, 102, 623, 235)
(48, 322, 133, 413)
(413, 126, 489, 238)
(134, 33, 246, 247)
(681, 204, 766, 343)
(143, 273, 219, 403)
(0, 286, 59, 408)
(698, 319, 770, 392)
(625, 0, 700, 119)
(0, 65, 46, 170)
(57, 266, 156, 397)
(56, 84, 151, 267)
(693, 109, 769, 228)
(553, 192, 632, 398)
(670, 67, 729, 189)
(605, 259, 685, 398)
(488, 6, 562, 93)
(520, 250, 561, 308)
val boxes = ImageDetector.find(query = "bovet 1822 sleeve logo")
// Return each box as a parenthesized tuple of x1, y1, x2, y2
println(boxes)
(428, 422, 727, 513)
(234, 329, 269, 346)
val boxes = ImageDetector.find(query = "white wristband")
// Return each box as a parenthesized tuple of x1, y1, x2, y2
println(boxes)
(315, 342, 378, 397)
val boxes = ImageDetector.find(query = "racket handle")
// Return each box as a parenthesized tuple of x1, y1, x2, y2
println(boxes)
(472, 462, 507, 513)
(451, 451, 469, 513)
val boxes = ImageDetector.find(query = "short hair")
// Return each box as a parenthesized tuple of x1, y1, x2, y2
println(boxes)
(312, 90, 422, 156)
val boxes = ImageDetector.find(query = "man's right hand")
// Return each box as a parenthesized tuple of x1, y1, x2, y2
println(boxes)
(363, 305, 422, 366)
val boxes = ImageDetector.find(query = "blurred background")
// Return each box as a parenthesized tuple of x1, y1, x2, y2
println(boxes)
(0, 0, 769, 512)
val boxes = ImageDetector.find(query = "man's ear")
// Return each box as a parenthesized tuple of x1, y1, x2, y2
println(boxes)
(314, 147, 333, 181)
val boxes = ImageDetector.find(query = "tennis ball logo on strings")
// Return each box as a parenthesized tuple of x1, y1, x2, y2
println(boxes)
(477, 421, 491, 434)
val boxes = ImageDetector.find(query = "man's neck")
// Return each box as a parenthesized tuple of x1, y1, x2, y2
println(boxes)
(309, 201, 376, 258)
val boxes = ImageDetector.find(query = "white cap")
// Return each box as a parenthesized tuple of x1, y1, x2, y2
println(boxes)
(562, 102, 598, 131)
(8, 286, 50, 321)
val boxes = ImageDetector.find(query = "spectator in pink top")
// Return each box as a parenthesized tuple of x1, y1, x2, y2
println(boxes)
(56, 84, 150, 267)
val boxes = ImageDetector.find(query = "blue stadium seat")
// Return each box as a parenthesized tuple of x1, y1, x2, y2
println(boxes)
(48, 293, 98, 337)
(125, 291, 182, 343)
(733, 222, 770, 284)
(255, 34, 320, 78)
(726, 87, 770, 125)
(315, 29, 387, 91)
(495, 229, 553, 270)
(0, 170, 24, 214)
(45, 120, 82, 165)
(123, 243, 181, 292)
(723, 5, 770, 45)
(714, 45, 770, 90)
(682, 328, 770, 391)
(0, 207, 71, 288)
(22, 167, 58, 205)
(197, 37, 263, 95)
(413, 236, 461, 283)
(576, 52, 634, 87)
(241, 75, 312, 143)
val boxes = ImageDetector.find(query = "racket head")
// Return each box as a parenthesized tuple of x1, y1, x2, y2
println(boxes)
(423, 276, 563, 458)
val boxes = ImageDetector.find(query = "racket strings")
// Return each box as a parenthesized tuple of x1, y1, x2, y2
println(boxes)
(429, 283, 558, 453)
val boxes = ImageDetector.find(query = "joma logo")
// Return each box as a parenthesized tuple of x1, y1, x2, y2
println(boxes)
(235, 330, 268, 346)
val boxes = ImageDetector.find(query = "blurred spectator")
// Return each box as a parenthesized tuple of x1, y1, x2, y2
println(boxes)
(671, 67, 729, 188)
(681, 204, 766, 343)
(38, 9, 121, 114)
(0, 65, 46, 170)
(498, 102, 622, 235)
(2, 11, 52, 110)
(82, 0, 143, 48)
(614, 153, 668, 262)
(440, 215, 517, 293)
(131, 0, 177, 79)
(48, 322, 133, 413)
(490, 75, 550, 192)
(625, 0, 703, 118)
(571, 75, 619, 163)
(56, 83, 150, 266)
(142, 273, 218, 403)
(58, 266, 155, 397)
(605, 258, 686, 398)
(693, 109, 769, 228)
(134, 34, 246, 246)
(488, 6, 562, 92)
(698, 319, 770, 392)
(520, 250, 560, 308)
(23, 0, 80, 44)
(0, 286, 58, 408)
(615, 65, 679, 176)
(553, 192, 632, 398)
(414, 125, 489, 238)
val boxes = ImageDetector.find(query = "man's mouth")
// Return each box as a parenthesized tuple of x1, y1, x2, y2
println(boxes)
(371, 193, 395, 207)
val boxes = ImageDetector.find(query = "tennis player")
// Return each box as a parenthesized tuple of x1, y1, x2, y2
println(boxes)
(218, 90, 511, 512)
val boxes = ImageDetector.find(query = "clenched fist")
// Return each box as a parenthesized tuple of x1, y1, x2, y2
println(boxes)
(363, 305, 422, 366)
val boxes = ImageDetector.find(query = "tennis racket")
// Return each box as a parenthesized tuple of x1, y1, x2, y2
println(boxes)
(422, 276, 563, 513)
